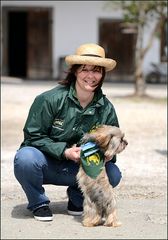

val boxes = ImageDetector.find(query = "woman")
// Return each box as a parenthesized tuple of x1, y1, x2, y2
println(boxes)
(14, 43, 122, 221)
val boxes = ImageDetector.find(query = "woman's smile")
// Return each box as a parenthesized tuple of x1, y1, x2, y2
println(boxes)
(83, 78, 97, 86)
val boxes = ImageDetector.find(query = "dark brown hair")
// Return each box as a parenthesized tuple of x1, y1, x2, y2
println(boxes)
(58, 64, 106, 91)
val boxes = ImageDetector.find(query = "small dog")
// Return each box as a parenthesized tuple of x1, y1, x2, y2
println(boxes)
(77, 125, 128, 227)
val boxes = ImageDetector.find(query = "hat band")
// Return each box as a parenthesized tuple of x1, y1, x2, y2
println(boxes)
(81, 54, 102, 58)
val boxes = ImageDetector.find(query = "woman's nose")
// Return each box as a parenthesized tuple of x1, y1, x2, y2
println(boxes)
(87, 70, 94, 77)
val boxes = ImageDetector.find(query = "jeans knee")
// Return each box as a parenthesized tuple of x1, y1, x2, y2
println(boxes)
(14, 147, 46, 177)
(105, 162, 122, 188)
(109, 170, 122, 187)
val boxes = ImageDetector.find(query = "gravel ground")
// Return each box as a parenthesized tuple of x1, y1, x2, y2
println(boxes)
(1, 78, 167, 239)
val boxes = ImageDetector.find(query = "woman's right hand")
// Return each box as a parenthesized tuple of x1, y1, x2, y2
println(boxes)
(64, 146, 81, 163)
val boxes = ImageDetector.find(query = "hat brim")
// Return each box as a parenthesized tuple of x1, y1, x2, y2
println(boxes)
(65, 55, 116, 72)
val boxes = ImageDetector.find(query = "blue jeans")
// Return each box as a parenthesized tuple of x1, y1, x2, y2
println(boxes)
(14, 146, 122, 211)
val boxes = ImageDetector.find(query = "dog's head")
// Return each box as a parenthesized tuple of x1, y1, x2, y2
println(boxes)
(82, 125, 128, 159)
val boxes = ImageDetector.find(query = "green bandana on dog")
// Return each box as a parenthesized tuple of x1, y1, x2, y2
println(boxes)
(80, 142, 105, 179)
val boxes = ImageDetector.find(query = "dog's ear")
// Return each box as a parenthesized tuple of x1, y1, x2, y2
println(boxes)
(105, 137, 121, 157)
(83, 132, 112, 150)
(93, 133, 112, 150)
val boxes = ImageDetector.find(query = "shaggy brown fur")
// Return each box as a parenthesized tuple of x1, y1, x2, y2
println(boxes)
(77, 125, 128, 227)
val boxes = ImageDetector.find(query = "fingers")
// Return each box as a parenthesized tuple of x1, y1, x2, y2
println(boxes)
(71, 146, 81, 162)
(104, 156, 112, 162)
(64, 146, 81, 162)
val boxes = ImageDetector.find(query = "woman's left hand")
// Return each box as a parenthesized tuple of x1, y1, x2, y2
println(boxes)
(104, 154, 112, 163)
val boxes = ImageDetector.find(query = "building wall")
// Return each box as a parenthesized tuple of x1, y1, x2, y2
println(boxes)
(53, 1, 123, 78)
(1, 0, 160, 79)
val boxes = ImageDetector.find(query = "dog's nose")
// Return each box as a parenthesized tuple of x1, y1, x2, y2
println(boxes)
(122, 138, 128, 145)
(124, 140, 128, 145)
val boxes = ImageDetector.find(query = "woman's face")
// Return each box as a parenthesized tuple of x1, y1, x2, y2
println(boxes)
(75, 65, 103, 92)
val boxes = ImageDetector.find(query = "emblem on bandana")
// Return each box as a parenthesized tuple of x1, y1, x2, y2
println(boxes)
(80, 142, 104, 179)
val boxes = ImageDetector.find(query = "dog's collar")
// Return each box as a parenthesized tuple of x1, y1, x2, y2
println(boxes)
(80, 141, 104, 179)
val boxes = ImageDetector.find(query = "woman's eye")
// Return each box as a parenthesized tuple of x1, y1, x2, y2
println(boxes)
(93, 69, 100, 73)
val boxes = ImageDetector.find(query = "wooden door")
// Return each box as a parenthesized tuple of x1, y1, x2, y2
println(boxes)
(27, 9, 52, 79)
(99, 19, 137, 81)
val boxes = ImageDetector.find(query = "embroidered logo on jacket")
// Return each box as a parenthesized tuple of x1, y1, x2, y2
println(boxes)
(52, 119, 64, 130)
(53, 119, 64, 126)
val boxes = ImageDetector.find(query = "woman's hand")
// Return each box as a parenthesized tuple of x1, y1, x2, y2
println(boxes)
(64, 146, 81, 163)
(104, 153, 113, 163)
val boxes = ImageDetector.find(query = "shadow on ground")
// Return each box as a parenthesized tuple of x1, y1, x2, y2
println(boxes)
(11, 201, 82, 223)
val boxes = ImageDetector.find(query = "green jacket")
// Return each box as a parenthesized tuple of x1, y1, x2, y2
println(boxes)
(20, 83, 119, 162)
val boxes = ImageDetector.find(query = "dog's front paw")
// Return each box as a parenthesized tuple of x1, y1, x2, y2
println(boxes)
(104, 220, 122, 227)
(82, 216, 102, 227)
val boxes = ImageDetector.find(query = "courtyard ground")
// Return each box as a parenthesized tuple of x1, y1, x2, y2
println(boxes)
(1, 78, 167, 239)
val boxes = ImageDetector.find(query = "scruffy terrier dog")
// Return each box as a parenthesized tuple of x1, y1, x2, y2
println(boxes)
(77, 125, 128, 227)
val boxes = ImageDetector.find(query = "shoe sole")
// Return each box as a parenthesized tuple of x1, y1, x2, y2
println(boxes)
(34, 216, 53, 221)
(67, 210, 83, 216)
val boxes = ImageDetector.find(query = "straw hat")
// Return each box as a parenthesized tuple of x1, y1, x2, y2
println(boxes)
(65, 43, 117, 72)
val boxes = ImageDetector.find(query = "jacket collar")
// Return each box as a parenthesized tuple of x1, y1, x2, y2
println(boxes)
(68, 83, 105, 107)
